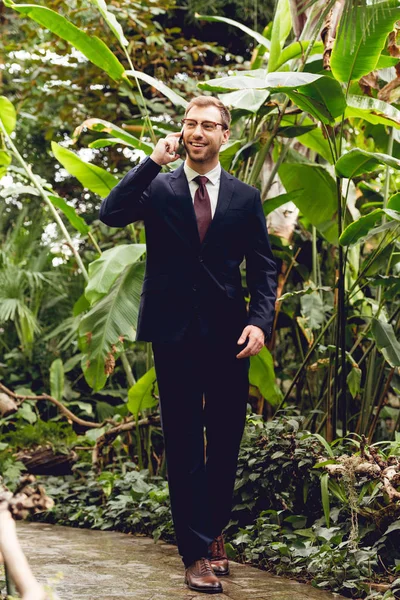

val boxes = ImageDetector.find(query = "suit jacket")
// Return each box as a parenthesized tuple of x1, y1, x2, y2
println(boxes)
(99, 156, 277, 343)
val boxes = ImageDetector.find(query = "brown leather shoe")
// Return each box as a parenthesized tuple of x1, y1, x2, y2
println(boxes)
(209, 534, 230, 576)
(184, 557, 223, 593)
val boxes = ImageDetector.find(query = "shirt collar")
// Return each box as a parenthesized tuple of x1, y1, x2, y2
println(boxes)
(184, 161, 221, 186)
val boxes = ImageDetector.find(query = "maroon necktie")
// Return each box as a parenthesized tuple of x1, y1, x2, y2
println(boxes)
(193, 175, 212, 243)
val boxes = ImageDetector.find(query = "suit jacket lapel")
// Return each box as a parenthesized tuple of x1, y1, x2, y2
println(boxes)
(168, 164, 200, 250)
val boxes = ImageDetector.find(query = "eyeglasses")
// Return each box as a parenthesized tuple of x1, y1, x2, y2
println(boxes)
(181, 119, 227, 132)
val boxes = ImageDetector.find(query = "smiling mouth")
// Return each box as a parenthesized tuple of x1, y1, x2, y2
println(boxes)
(190, 142, 207, 148)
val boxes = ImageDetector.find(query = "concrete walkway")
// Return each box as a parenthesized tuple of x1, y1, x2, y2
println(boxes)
(16, 522, 343, 600)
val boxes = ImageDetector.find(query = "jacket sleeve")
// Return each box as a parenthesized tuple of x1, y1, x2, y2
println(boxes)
(245, 189, 277, 341)
(99, 156, 162, 227)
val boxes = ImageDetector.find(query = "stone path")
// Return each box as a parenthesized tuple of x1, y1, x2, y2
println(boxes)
(16, 522, 343, 600)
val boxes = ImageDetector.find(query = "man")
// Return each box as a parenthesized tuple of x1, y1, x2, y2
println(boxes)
(99, 96, 277, 594)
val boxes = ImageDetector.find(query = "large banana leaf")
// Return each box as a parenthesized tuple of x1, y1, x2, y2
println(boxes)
(262, 190, 304, 216)
(339, 209, 384, 246)
(0, 96, 16, 134)
(90, 0, 128, 47)
(331, 0, 400, 83)
(48, 194, 89, 236)
(371, 318, 400, 367)
(85, 244, 146, 305)
(4, 0, 126, 82)
(219, 140, 244, 170)
(346, 95, 400, 129)
(268, 0, 292, 73)
(335, 148, 400, 178)
(279, 162, 338, 243)
(79, 261, 145, 391)
(249, 347, 282, 406)
(218, 89, 270, 113)
(51, 142, 118, 198)
(285, 76, 346, 124)
(73, 118, 154, 153)
(200, 72, 345, 124)
(125, 70, 188, 109)
(276, 41, 324, 71)
(195, 13, 271, 49)
(297, 128, 334, 164)
(198, 71, 323, 93)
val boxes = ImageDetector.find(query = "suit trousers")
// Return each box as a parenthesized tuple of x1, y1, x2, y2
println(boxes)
(152, 315, 250, 568)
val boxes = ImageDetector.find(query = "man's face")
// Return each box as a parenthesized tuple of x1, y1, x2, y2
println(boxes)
(182, 105, 230, 165)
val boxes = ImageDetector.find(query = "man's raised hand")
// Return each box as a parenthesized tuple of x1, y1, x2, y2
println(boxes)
(150, 132, 182, 166)
(236, 325, 265, 359)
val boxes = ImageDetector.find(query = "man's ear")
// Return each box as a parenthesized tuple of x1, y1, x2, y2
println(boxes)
(221, 129, 231, 145)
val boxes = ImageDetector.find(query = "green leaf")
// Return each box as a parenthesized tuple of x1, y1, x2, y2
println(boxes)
(78, 261, 145, 391)
(347, 366, 362, 399)
(279, 162, 338, 243)
(277, 125, 317, 138)
(127, 367, 159, 416)
(335, 148, 400, 178)
(219, 140, 244, 170)
(73, 118, 154, 154)
(4, 0, 126, 82)
(125, 70, 188, 109)
(85, 244, 146, 305)
(50, 358, 64, 402)
(297, 127, 334, 164)
(18, 402, 37, 424)
(248, 346, 283, 406)
(331, 0, 400, 83)
(48, 194, 89, 236)
(371, 318, 400, 367)
(376, 54, 400, 69)
(262, 190, 304, 216)
(198, 71, 323, 94)
(268, 0, 292, 73)
(51, 142, 118, 198)
(346, 95, 400, 129)
(218, 89, 270, 113)
(388, 193, 400, 211)
(275, 41, 324, 71)
(307, 433, 335, 457)
(285, 76, 346, 124)
(195, 13, 271, 49)
(0, 150, 12, 169)
(339, 209, 383, 246)
(0, 96, 17, 135)
(90, 0, 128, 47)
(320, 472, 330, 528)
(300, 288, 325, 329)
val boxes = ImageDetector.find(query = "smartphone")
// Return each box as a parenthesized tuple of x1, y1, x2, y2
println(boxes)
(178, 131, 184, 153)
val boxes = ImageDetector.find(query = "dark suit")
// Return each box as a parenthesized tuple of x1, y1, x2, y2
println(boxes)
(99, 155, 277, 567)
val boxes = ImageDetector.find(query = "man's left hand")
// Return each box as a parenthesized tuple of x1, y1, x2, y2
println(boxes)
(236, 325, 265, 358)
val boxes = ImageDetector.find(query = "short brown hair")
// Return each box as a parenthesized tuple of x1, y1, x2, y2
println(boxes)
(185, 96, 231, 130)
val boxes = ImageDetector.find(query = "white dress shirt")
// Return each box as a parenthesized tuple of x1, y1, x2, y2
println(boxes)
(183, 162, 221, 218)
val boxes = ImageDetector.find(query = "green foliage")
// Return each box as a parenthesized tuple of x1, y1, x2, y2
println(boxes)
(330, 0, 400, 83)
(4, 0, 127, 82)
(1, 419, 78, 450)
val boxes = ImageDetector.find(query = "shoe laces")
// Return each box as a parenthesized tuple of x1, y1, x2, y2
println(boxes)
(211, 535, 224, 559)
(198, 558, 213, 575)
